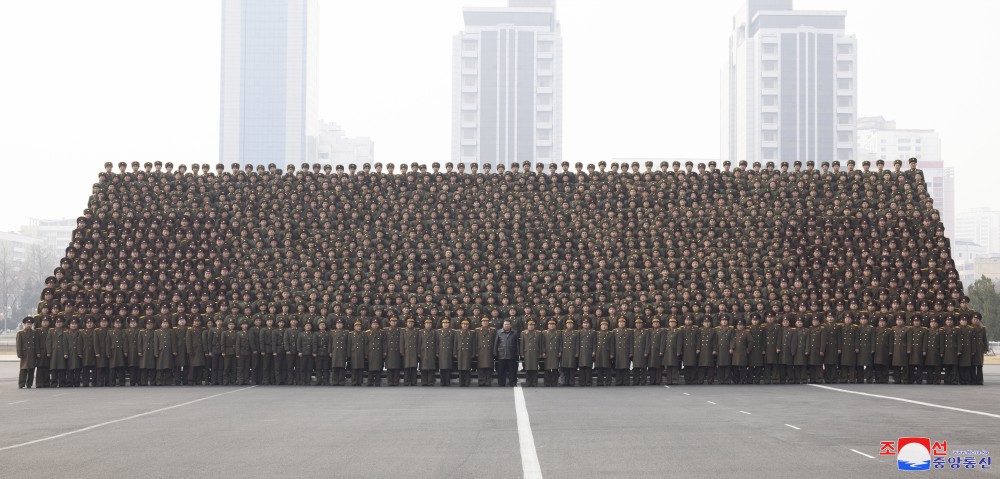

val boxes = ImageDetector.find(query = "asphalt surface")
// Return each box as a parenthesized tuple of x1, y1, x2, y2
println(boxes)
(0, 362, 998, 478)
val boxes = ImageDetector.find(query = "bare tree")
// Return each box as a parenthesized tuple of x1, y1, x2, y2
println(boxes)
(16, 244, 58, 320)
(0, 242, 19, 332)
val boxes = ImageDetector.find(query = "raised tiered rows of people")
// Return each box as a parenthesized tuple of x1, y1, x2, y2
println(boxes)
(15, 158, 987, 388)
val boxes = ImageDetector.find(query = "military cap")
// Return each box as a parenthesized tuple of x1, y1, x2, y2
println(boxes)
(599, 320, 609, 326)
(461, 319, 470, 324)
(130, 161, 140, 167)
(336, 164, 344, 171)
(893, 159, 903, 165)
(113, 318, 122, 324)
(424, 319, 433, 324)
(908, 157, 918, 164)
(104, 161, 113, 168)
(566, 319, 575, 324)
(684, 161, 693, 167)
(806, 160, 814, 166)
(752, 161, 761, 168)
(876, 159, 884, 165)
(651, 318, 661, 324)
(736, 320, 746, 326)
(85, 317, 94, 323)
(442, 319, 451, 323)
(22, 317, 33, 324)
(667, 317, 677, 323)
(117, 161, 127, 167)
(707, 161, 717, 168)
(348, 163, 357, 170)
(820, 161, 829, 167)
(793, 160, 802, 167)
(432, 162, 440, 168)
(354, 321, 362, 326)
(847, 159, 856, 166)
(143, 161, 152, 168)
(831, 160, 840, 167)
(597, 160, 607, 167)
(582, 318, 592, 324)
(636, 318, 645, 323)
(547, 319, 556, 325)
(723, 160, 731, 166)
(69, 318, 79, 325)
(862, 160, 871, 166)
(738, 160, 748, 167)
(406, 317, 415, 322)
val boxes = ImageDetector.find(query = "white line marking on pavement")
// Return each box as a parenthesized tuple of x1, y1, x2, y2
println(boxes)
(514, 386, 543, 479)
(51, 393, 67, 398)
(664, 385, 670, 388)
(809, 384, 1000, 419)
(851, 449, 875, 459)
(784, 424, 800, 430)
(682, 392, 690, 396)
(739, 411, 751, 415)
(707, 401, 716, 405)
(7, 400, 28, 405)
(0, 386, 255, 453)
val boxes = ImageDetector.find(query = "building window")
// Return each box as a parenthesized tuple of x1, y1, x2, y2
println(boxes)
(462, 93, 477, 104)
(761, 112, 777, 124)
(838, 131, 852, 143)
(762, 44, 777, 55)
(837, 61, 852, 72)
(837, 78, 853, 90)
(538, 112, 552, 123)
(837, 113, 852, 125)
(762, 78, 777, 89)
(838, 44, 853, 55)
(762, 60, 777, 71)
(837, 96, 852, 107)
(838, 149, 853, 161)
(762, 130, 777, 142)
(538, 94, 552, 106)
(538, 146, 552, 158)
(898, 138, 911, 143)
(761, 95, 777, 106)
(538, 41, 552, 54)
(462, 112, 476, 122)
(762, 147, 777, 160)
(538, 59, 552, 70)
(539, 77, 552, 88)
(462, 146, 476, 158)
(463, 58, 476, 69)
(463, 41, 477, 52)
(538, 129, 551, 141)
(462, 129, 476, 140)
(463, 76, 476, 87)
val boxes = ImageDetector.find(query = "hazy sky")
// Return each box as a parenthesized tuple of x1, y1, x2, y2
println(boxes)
(0, 0, 996, 232)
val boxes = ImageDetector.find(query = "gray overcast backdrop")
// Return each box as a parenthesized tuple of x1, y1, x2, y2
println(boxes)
(0, 0, 996, 232)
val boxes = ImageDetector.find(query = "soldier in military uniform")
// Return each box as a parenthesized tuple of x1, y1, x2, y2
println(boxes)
(400, 318, 420, 386)
(778, 317, 795, 384)
(331, 319, 350, 386)
(924, 318, 942, 384)
(662, 318, 680, 385)
(763, 315, 782, 384)
(34, 316, 50, 388)
(577, 318, 596, 386)
(695, 317, 715, 385)
(806, 316, 826, 383)
(559, 319, 580, 386)
(679, 316, 698, 384)
(186, 317, 206, 385)
(791, 318, 809, 384)
(907, 317, 928, 385)
(748, 315, 766, 384)
(65, 319, 82, 386)
(16, 318, 36, 388)
(611, 318, 633, 386)
(366, 319, 387, 386)
(93, 317, 110, 387)
(542, 320, 562, 387)
(384, 317, 403, 386)
(296, 321, 314, 385)
(856, 315, 875, 383)
(283, 317, 301, 385)
(437, 319, 455, 386)
(520, 320, 542, 387)
(249, 317, 262, 385)
(630, 318, 651, 385)
(418, 319, 438, 386)
(873, 317, 892, 384)
(272, 319, 287, 385)
(125, 318, 141, 386)
(171, 316, 189, 385)
(838, 314, 859, 384)
(971, 313, 987, 385)
(138, 319, 157, 386)
(455, 320, 475, 386)
(348, 321, 367, 386)
(259, 317, 275, 385)
(957, 315, 973, 385)
(891, 316, 910, 384)
(236, 320, 253, 385)
(206, 319, 224, 385)
(729, 320, 750, 384)
(475, 318, 496, 386)
(220, 320, 238, 386)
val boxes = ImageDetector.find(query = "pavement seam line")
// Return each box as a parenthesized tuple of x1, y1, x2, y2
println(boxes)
(784, 424, 800, 430)
(808, 384, 1000, 419)
(514, 386, 543, 479)
(0, 386, 256, 452)
(850, 449, 875, 459)
(739, 410, 752, 415)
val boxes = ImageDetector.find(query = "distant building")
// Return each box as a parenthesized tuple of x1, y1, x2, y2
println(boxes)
(972, 256, 1000, 288)
(856, 116, 953, 233)
(18, 218, 75, 256)
(452, 0, 562, 169)
(316, 121, 374, 169)
(219, 0, 319, 170)
(953, 240, 987, 288)
(722, 0, 857, 167)
(956, 208, 1000, 256)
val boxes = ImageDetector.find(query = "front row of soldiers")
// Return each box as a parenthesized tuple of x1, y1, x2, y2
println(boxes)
(15, 312, 989, 389)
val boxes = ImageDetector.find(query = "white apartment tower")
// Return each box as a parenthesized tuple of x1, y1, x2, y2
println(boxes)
(452, 0, 562, 169)
(722, 0, 857, 166)
(219, 0, 319, 170)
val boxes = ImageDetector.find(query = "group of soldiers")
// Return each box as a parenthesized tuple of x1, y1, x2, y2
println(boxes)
(16, 309, 987, 388)
(16, 157, 982, 389)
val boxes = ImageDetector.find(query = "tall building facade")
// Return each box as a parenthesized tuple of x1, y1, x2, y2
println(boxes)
(956, 208, 1000, 256)
(451, 0, 562, 169)
(857, 116, 953, 233)
(220, 0, 319, 170)
(316, 120, 374, 169)
(722, 0, 856, 166)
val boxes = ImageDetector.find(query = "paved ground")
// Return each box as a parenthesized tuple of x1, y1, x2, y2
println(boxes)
(0, 363, 998, 478)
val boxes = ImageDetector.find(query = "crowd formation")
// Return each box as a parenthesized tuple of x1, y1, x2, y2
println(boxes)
(14, 157, 985, 388)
